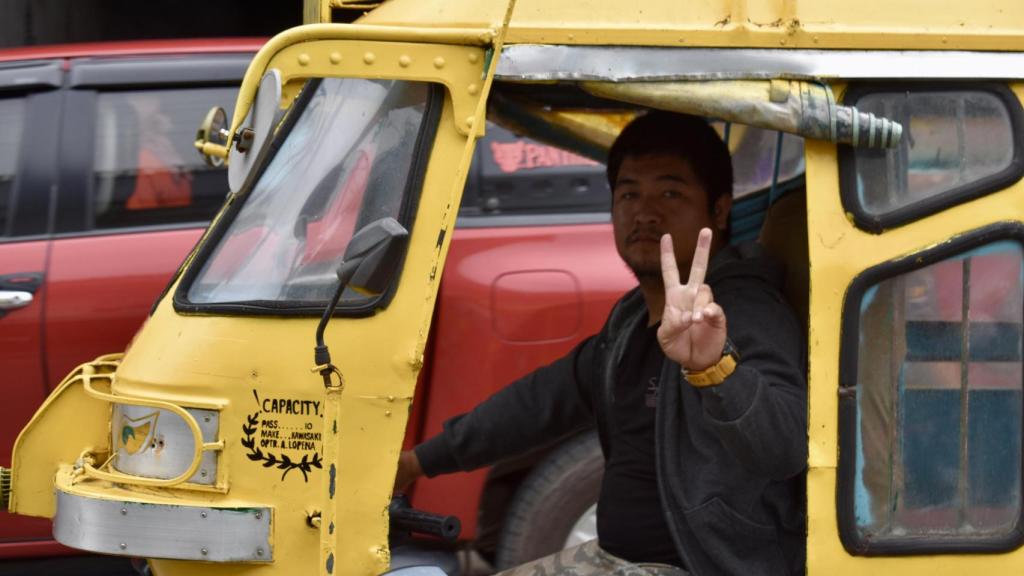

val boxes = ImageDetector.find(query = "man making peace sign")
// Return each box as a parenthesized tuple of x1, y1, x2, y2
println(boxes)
(396, 112, 807, 576)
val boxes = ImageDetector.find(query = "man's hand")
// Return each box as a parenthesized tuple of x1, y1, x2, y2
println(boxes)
(394, 449, 424, 493)
(657, 228, 728, 372)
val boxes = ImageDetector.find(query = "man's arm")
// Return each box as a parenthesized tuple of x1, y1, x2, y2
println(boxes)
(397, 337, 598, 489)
(657, 229, 806, 481)
(695, 286, 807, 480)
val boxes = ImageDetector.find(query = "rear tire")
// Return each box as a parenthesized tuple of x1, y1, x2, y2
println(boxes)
(494, 432, 604, 569)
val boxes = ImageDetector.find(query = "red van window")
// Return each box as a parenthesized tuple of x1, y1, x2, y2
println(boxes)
(91, 87, 236, 229)
(0, 97, 25, 236)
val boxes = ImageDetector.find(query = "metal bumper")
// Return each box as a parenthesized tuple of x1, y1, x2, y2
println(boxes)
(53, 468, 273, 563)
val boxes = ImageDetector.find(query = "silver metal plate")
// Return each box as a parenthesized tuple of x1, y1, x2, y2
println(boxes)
(54, 490, 272, 562)
(111, 404, 220, 485)
(497, 45, 1024, 82)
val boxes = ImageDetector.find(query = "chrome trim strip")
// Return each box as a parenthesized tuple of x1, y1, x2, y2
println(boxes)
(497, 45, 1024, 82)
(54, 490, 272, 562)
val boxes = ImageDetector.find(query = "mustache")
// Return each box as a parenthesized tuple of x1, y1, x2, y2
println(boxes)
(626, 228, 664, 243)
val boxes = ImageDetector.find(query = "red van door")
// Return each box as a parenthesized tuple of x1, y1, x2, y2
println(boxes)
(0, 65, 63, 553)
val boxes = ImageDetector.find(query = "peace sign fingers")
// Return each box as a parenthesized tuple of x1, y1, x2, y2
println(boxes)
(687, 227, 713, 288)
(658, 227, 728, 372)
(660, 234, 682, 289)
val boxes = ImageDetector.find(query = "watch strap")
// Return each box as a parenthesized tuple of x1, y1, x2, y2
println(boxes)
(682, 339, 739, 387)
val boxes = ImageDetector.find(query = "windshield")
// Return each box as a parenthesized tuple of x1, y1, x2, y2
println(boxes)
(185, 77, 433, 308)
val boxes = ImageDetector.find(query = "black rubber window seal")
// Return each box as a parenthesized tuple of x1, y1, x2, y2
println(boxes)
(837, 222, 1024, 555)
(839, 82, 1024, 234)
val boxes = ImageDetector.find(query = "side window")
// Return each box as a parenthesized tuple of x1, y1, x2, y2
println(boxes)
(459, 122, 610, 218)
(91, 87, 236, 230)
(840, 84, 1024, 232)
(458, 121, 806, 224)
(840, 231, 1024, 553)
(0, 96, 25, 237)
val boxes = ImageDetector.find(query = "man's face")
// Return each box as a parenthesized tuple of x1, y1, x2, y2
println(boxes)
(611, 153, 729, 280)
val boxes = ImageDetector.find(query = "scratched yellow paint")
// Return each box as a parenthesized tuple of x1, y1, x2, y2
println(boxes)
(361, 0, 1024, 50)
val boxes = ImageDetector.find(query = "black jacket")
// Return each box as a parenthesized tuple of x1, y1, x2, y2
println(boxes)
(416, 243, 807, 576)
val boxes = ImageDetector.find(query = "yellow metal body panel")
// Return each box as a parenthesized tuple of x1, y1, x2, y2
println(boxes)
(804, 84, 1024, 574)
(92, 25, 498, 575)
(361, 0, 1024, 50)
(226, 24, 497, 146)
(8, 357, 118, 517)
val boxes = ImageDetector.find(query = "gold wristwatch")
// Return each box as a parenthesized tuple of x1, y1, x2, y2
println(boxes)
(682, 338, 740, 387)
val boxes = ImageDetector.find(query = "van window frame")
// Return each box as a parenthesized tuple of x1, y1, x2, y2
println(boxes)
(837, 222, 1024, 555)
(838, 82, 1024, 233)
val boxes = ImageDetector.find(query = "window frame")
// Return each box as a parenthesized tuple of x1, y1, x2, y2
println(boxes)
(172, 78, 445, 318)
(839, 82, 1024, 234)
(0, 86, 62, 242)
(53, 53, 251, 237)
(838, 222, 1024, 555)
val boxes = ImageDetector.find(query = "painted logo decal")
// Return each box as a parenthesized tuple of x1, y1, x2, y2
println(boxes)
(119, 412, 159, 455)
(490, 140, 599, 174)
(241, 390, 323, 482)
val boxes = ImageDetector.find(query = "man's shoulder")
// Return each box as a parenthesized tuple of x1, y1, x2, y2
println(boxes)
(708, 241, 786, 294)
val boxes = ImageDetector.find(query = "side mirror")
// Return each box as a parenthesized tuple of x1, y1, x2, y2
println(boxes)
(336, 217, 410, 297)
(314, 217, 409, 375)
(194, 106, 229, 167)
(228, 69, 284, 192)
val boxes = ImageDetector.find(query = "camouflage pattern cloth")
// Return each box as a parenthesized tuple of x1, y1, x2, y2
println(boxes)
(494, 540, 689, 576)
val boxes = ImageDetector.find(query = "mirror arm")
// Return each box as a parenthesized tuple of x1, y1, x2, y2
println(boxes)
(314, 258, 361, 387)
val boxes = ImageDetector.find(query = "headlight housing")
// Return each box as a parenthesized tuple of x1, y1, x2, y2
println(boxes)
(111, 404, 220, 486)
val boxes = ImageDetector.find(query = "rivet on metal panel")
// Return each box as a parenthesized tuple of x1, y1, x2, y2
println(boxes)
(468, 52, 480, 64)
(201, 511, 208, 519)
(258, 547, 265, 557)
(255, 511, 263, 520)
(387, 395, 396, 403)
(433, 57, 446, 69)
(330, 52, 342, 64)
(201, 547, 209, 556)
(385, 410, 392, 417)
(363, 52, 376, 65)
(120, 542, 127, 550)
(298, 53, 311, 66)
(468, 84, 479, 95)
(200, 470, 208, 478)
(120, 507, 127, 516)
(204, 416, 211, 423)
(466, 117, 475, 129)
(399, 55, 412, 67)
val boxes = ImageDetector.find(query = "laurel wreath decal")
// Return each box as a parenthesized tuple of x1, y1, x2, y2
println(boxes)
(241, 412, 322, 482)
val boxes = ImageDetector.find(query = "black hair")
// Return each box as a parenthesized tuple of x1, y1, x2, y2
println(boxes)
(606, 111, 733, 216)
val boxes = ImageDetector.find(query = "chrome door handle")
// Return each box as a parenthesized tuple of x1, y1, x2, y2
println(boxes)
(0, 290, 33, 310)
